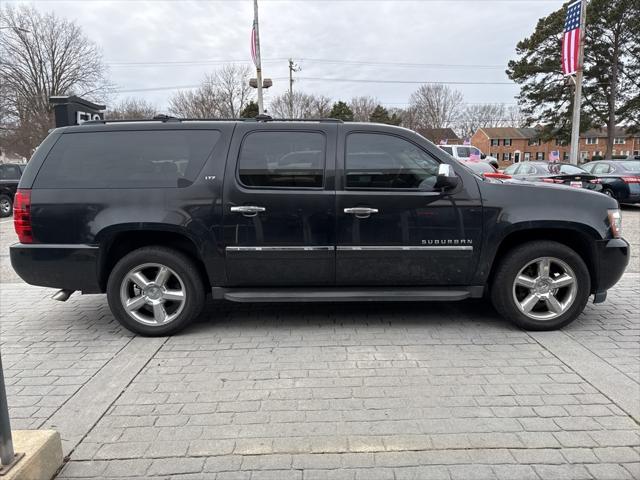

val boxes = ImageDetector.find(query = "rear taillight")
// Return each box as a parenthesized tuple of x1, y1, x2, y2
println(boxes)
(621, 176, 640, 184)
(542, 178, 563, 184)
(13, 189, 34, 244)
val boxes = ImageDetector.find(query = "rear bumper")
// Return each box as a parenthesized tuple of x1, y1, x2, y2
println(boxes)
(10, 244, 102, 293)
(592, 238, 630, 295)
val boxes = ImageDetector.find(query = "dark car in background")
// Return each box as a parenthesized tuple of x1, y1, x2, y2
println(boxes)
(502, 161, 601, 192)
(0, 163, 25, 217)
(581, 160, 640, 204)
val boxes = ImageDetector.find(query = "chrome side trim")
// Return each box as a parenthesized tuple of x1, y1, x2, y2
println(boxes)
(337, 246, 473, 251)
(226, 245, 473, 252)
(226, 246, 333, 252)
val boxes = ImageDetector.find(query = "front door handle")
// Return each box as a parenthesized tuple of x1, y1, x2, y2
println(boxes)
(344, 207, 378, 219)
(230, 205, 266, 217)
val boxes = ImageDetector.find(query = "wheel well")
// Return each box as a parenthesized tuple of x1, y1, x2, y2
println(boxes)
(488, 228, 596, 289)
(100, 230, 210, 291)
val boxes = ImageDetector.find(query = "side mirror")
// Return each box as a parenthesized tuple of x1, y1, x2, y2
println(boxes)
(434, 164, 460, 190)
(480, 153, 487, 159)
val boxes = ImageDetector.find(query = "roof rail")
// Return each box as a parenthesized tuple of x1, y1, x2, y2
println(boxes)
(81, 116, 344, 125)
(243, 116, 344, 123)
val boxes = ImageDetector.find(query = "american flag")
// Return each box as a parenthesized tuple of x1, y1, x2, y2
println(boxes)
(469, 148, 481, 161)
(250, 21, 258, 67)
(562, 0, 582, 75)
(550, 150, 560, 162)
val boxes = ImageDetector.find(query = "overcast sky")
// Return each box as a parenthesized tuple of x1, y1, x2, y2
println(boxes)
(10, 0, 566, 113)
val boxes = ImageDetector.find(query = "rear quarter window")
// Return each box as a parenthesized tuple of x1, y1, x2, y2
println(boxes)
(34, 130, 220, 188)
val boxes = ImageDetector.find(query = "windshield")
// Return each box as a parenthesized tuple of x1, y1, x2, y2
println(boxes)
(620, 161, 640, 172)
(462, 161, 494, 174)
(547, 164, 587, 175)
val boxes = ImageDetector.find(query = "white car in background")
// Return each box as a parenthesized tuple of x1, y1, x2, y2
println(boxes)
(439, 144, 499, 169)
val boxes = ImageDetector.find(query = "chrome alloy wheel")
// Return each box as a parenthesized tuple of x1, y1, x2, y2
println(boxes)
(119, 263, 186, 326)
(512, 257, 577, 321)
(0, 198, 11, 215)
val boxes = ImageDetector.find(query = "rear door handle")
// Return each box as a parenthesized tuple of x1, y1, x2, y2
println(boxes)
(344, 207, 378, 219)
(230, 205, 266, 217)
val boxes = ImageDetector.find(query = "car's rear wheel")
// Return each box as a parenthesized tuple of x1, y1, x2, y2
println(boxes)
(0, 195, 12, 218)
(491, 241, 590, 330)
(602, 188, 615, 199)
(107, 246, 205, 336)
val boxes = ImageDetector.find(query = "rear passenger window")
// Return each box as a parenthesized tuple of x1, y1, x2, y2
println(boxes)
(35, 130, 220, 188)
(238, 131, 325, 188)
(346, 133, 440, 190)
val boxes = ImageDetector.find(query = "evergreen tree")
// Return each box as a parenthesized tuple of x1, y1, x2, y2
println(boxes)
(329, 101, 354, 121)
(240, 101, 259, 118)
(507, 0, 639, 156)
(369, 105, 402, 125)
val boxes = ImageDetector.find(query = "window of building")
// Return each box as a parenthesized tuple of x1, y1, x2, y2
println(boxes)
(613, 137, 625, 145)
(524, 152, 531, 161)
(563, 152, 569, 161)
(36, 130, 220, 189)
(345, 133, 440, 190)
(580, 151, 589, 159)
(586, 137, 598, 145)
(238, 131, 326, 189)
(555, 139, 567, 146)
(503, 139, 512, 146)
(490, 139, 500, 146)
(528, 139, 540, 146)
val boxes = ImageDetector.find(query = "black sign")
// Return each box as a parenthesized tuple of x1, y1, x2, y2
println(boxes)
(49, 96, 106, 127)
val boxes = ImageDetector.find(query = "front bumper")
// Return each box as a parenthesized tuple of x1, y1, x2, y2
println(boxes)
(10, 244, 102, 293)
(592, 238, 630, 297)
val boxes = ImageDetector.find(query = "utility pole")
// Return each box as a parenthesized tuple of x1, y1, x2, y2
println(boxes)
(253, 0, 264, 114)
(569, 0, 587, 165)
(288, 59, 300, 118)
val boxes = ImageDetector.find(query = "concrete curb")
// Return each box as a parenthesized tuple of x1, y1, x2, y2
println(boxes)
(2, 430, 63, 480)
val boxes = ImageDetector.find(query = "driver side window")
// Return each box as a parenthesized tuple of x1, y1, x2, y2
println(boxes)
(345, 133, 440, 190)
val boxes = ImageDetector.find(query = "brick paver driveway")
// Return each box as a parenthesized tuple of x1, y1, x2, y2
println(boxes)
(0, 209, 639, 479)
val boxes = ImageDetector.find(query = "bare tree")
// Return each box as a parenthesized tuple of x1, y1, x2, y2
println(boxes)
(0, 5, 111, 157)
(215, 65, 253, 118)
(168, 65, 253, 119)
(391, 107, 420, 131)
(456, 104, 507, 139)
(105, 98, 158, 120)
(268, 92, 333, 118)
(408, 84, 464, 130)
(349, 96, 378, 122)
(505, 105, 527, 128)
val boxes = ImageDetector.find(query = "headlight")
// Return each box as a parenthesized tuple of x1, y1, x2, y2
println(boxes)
(608, 209, 622, 238)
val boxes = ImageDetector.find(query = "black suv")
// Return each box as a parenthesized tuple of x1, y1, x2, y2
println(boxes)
(10, 118, 629, 335)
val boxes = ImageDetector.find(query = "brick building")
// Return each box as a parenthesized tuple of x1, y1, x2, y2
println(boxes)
(416, 128, 461, 145)
(471, 127, 639, 165)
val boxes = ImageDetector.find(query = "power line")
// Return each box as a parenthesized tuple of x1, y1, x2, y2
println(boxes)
(296, 77, 515, 85)
(296, 58, 505, 69)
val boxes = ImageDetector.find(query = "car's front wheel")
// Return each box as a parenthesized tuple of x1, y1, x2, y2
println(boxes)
(491, 241, 591, 330)
(0, 195, 13, 218)
(107, 246, 205, 336)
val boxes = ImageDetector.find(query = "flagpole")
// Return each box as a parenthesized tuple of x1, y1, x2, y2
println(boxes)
(569, 0, 587, 165)
(253, 0, 264, 114)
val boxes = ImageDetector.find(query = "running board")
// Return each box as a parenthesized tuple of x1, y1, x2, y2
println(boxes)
(213, 286, 484, 303)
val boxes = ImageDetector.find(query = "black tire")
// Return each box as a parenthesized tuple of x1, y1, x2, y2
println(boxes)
(490, 241, 591, 330)
(107, 246, 205, 336)
(0, 194, 12, 218)
(602, 188, 616, 199)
